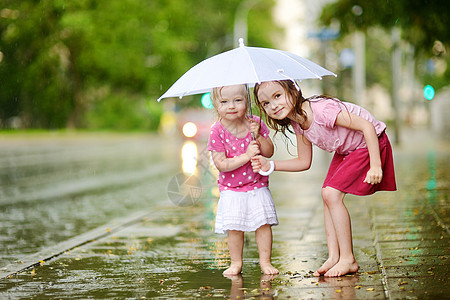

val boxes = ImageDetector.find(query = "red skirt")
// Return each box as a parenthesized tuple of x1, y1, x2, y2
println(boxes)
(322, 132, 397, 196)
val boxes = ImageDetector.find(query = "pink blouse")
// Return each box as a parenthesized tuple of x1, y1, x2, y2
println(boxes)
(291, 98, 386, 155)
(208, 116, 270, 192)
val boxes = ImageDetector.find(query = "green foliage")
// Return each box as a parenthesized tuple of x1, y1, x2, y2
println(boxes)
(85, 93, 159, 131)
(0, 0, 74, 128)
(320, 0, 450, 55)
(0, 0, 277, 130)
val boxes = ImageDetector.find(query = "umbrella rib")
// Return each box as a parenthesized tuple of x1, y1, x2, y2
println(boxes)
(269, 49, 323, 79)
(184, 62, 209, 96)
(241, 46, 261, 84)
(179, 56, 218, 98)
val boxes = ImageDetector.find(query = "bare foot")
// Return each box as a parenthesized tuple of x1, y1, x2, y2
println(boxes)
(324, 259, 359, 277)
(313, 258, 338, 277)
(260, 262, 279, 275)
(223, 263, 242, 275)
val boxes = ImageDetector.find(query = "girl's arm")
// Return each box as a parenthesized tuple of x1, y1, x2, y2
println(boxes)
(211, 140, 260, 172)
(335, 111, 383, 184)
(252, 134, 313, 173)
(249, 120, 274, 158)
(256, 134, 274, 158)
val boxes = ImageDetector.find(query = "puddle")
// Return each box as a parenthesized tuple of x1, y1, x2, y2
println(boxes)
(1, 131, 449, 298)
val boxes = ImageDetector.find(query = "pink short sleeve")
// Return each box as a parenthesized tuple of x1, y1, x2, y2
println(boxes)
(314, 100, 342, 129)
(207, 122, 225, 152)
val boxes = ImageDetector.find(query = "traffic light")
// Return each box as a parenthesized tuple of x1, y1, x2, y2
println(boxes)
(201, 92, 214, 109)
(423, 85, 435, 101)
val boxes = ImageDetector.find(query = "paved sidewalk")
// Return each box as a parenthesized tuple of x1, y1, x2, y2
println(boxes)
(0, 129, 449, 299)
(267, 129, 449, 299)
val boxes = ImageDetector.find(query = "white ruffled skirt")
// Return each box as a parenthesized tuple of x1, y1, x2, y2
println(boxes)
(215, 187, 278, 234)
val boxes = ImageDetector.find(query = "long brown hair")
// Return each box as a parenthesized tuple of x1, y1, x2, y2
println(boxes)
(253, 80, 308, 136)
(254, 80, 347, 139)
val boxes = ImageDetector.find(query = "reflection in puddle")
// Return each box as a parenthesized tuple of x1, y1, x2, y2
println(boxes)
(181, 141, 197, 176)
(426, 149, 437, 204)
(225, 273, 277, 299)
(317, 275, 361, 299)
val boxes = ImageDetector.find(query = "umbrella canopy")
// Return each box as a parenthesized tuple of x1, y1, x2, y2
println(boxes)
(158, 39, 336, 101)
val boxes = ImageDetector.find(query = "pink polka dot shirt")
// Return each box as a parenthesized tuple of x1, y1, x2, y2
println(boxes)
(207, 116, 270, 192)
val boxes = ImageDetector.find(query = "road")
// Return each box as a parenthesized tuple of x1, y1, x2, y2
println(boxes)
(0, 129, 449, 299)
(0, 133, 183, 269)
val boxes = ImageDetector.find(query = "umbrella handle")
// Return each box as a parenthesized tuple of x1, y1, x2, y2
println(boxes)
(246, 84, 256, 140)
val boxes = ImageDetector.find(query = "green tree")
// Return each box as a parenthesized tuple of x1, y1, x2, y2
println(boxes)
(0, 1, 73, 128)
(0, 0, 278, 130)
(319, 0, 450, 91)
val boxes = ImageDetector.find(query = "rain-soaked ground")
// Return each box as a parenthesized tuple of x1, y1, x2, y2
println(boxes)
(0, 133, 180, 267)
(0, 129, 449, 299)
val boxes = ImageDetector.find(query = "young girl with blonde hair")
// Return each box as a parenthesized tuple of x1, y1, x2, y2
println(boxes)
(208, 84, 279, 275)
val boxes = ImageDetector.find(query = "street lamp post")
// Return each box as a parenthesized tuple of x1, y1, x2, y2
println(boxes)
(233, 0, 258, 47)
(390, 27, 401, 145)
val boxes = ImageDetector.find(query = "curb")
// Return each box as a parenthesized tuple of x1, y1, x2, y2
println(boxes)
(0, 211, 151, 279)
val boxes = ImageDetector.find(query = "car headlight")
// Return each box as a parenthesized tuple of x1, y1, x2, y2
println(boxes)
(182, 122, 197, 138)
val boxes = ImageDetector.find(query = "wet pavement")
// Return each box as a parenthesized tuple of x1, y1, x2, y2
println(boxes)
(0, 133, 180, 268)
(0, 129, 449, 299)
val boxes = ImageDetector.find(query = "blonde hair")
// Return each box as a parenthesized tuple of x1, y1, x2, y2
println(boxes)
(211, 84, 249, 113)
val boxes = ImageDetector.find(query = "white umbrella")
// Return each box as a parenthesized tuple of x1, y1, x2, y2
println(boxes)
(157, 38, 336, 101)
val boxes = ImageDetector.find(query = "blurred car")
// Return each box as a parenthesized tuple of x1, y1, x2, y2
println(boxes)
(176, 108, 216, 141)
